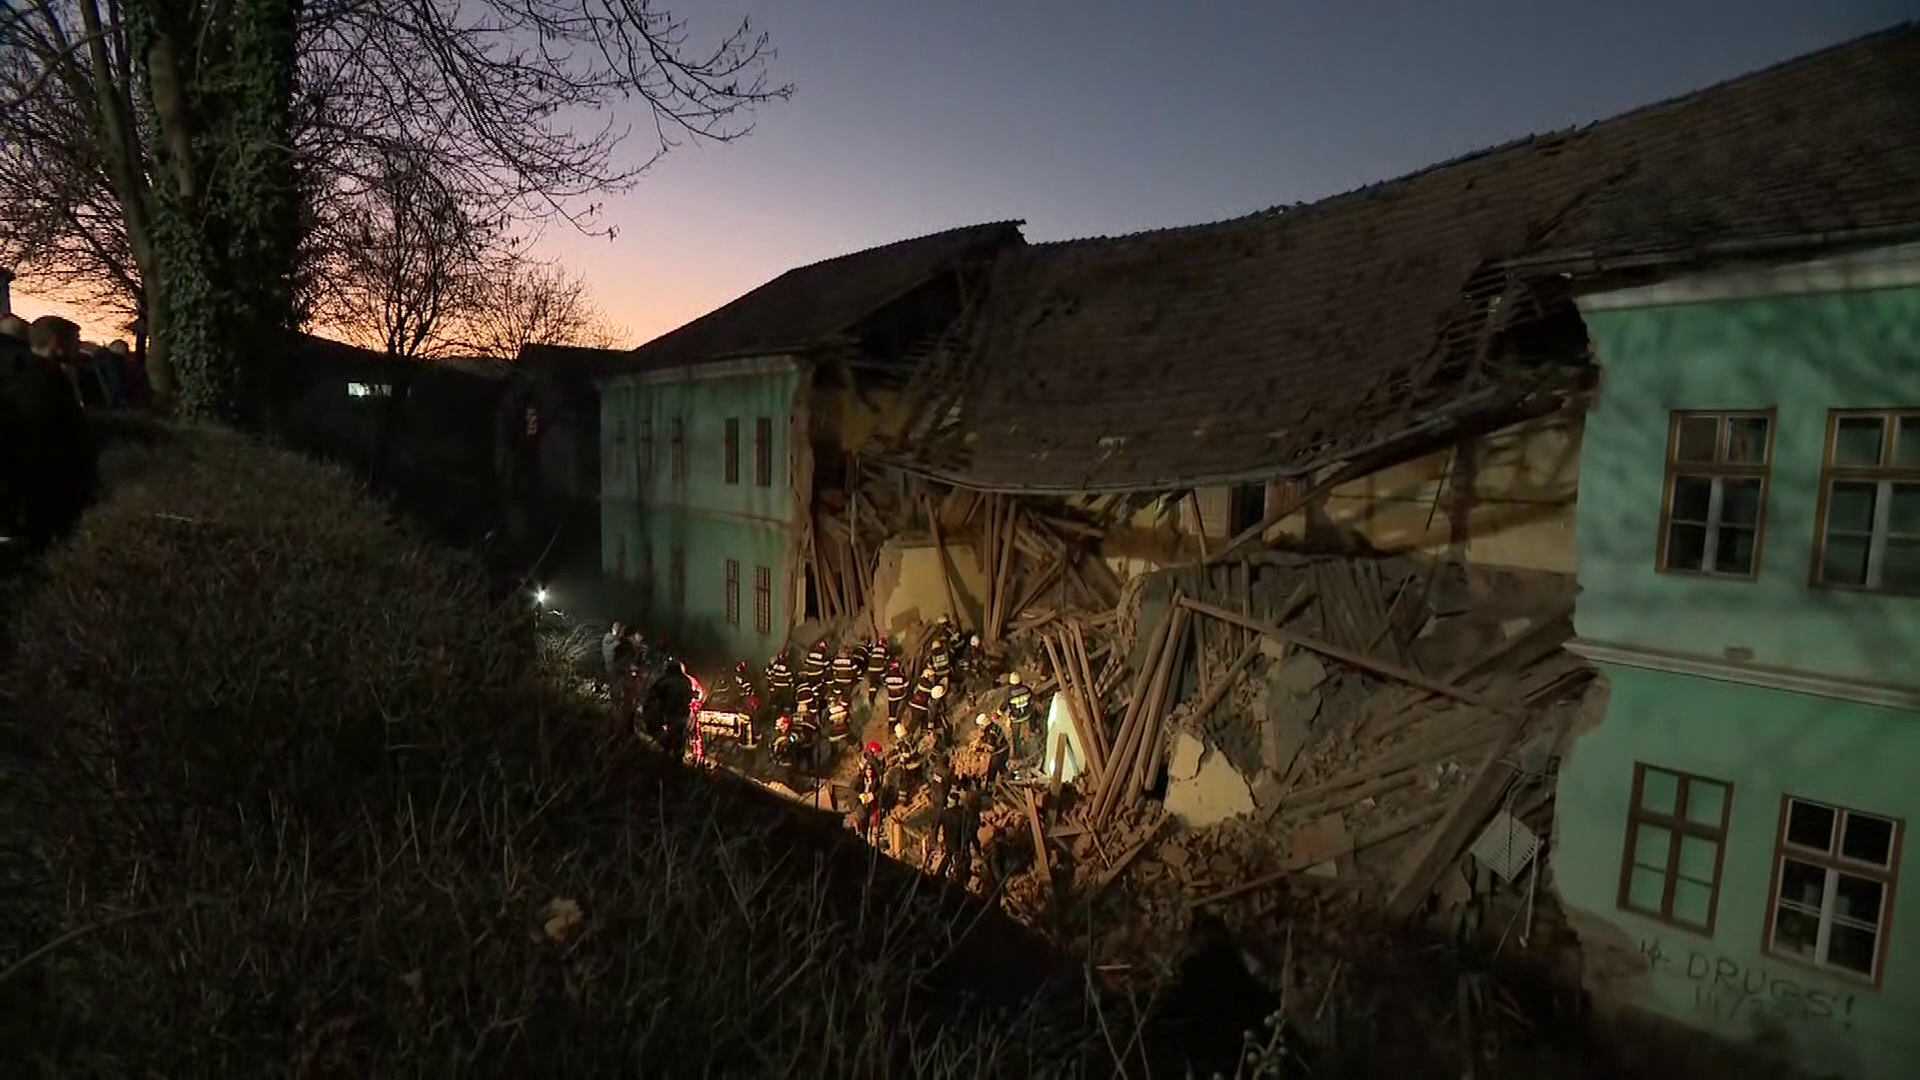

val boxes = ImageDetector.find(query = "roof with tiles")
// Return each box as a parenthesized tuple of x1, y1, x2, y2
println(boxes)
(899, 23, 1920, 493)
(625, 221, 1026, 372)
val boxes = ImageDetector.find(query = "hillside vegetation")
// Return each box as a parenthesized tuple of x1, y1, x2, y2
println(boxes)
(0, 422, 1108, 1078)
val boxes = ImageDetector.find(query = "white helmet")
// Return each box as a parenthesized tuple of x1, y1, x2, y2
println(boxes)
(974, 712, 989, 727)
(930, 684, 947, 700)
(970, 634, 981, 647)
(1007, 671, 1022, 685)
(894, 723, 907, 739)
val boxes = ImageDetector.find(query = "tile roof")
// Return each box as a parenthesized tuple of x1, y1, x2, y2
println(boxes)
(625, 221, 1026, 371)
(895, 23, 1920, 494)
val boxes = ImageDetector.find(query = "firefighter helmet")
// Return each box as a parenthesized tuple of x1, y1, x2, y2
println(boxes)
(777, 714, 793, 732)
(865, 741, 882, 757)
(930, 684, 946, 700)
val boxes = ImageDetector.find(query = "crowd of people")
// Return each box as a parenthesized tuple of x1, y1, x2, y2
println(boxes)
(595, 614, 1050, 890)
(0, 314, 104, 560)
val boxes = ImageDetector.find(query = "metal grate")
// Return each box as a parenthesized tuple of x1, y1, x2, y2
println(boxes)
(1470, 809, 1541, 883)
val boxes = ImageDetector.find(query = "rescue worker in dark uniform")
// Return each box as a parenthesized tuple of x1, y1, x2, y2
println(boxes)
(766, 649, 795, 705)
(830, 645, 860, 698)
(976, 711, 1012, 786)
(847, 638, 871, 689)
(928, 635, 953, 683)
(883, 661, 910, 717)
(864, 636, 889, 695)
(903, 682, 932, 740)
(802, 639, 830, 688)
(825, 698, 852, 746)
(1006, 678, 1038, 761)
(927, 683, 950, 750)
(884, 724, 927, 807)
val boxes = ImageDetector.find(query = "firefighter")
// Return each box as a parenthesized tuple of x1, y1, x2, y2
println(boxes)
(802, 639, 830, 685)
(927, 683, 950, 747)
(976, 711, 1011, 786)
(903, 682, 932, 739)
(883, 661, 910, 715)
(766, 649, 795, 703)
(884, 724, 927, 805)
(830, 644, 860, 697)
(847, 637, 871, 688)
(864, 636, 889, 694)
(928, 634, 953, 681)
(825, 697, 852, 745)
(1006, 678, 1037, 760)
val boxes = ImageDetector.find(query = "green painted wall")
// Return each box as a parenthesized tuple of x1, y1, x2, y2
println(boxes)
(1554, 665, 1920, 1080)
(1574, 286, 1920, 684)
(599, 364, 801, 662)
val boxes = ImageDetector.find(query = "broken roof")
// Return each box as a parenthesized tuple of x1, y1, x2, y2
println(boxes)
(890, 23, 1920, 494)
(624, 221, 1026, 373)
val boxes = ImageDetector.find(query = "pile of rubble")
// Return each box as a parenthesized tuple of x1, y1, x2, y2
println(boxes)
(793, 481, 1591, 979)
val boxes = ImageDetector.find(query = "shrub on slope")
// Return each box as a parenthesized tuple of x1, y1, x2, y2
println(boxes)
(0, 425, 1097, 1078)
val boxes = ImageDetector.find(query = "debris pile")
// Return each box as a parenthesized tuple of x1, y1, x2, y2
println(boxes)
(734, 478, 1592, 982)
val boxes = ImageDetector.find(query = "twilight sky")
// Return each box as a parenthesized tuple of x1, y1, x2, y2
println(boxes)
(14, 0, 1912, 346)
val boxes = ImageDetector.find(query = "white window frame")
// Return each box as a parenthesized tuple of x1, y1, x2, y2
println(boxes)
(1765, 796, 1901, 984)
(1813, 410, 1920, 594)
(1658, 410, 1773, 579)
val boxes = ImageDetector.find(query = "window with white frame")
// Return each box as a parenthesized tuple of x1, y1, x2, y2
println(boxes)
(1766, 796, 1902, 982)
(1813, 410, 1920, 594)
(1658, 411, 1772, 578)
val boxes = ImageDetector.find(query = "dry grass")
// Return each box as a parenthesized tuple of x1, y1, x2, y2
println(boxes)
(0, 424, 1111, 1078)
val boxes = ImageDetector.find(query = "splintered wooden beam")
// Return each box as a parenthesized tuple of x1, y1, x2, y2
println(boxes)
(922, 494, 964, 627)
(1177, 596, 1514, 714)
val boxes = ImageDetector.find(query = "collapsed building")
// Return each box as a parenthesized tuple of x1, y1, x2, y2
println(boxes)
(592, 25, 1920, 1080)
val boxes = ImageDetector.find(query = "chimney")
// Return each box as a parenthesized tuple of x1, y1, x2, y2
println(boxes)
(0, 267, 12, 318)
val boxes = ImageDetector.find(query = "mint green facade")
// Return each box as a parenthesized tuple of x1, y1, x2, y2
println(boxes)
(599, 360, 803, 663)
(1554, 272, 1920, 1080)
(1573, 285, 1920, 680)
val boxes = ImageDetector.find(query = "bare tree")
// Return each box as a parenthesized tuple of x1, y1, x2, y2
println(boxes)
(454, 257, 629, 359)
(1, 0, 789, 418)
(330, 152, 495, 359)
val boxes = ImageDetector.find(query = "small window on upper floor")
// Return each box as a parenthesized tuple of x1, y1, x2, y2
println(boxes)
(1812, 410, 1920, 596)
(1658, 410, 1773, 579)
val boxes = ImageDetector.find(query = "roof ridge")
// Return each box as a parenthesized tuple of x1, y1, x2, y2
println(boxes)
(768, 220, 1027, 278)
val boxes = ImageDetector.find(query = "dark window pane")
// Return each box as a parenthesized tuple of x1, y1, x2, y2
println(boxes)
(1720, 478, 1763, 527)
(1828, 482, 1878, 533)
(1772, 904, 1821, 959)
(1778, 857, 1828, 907)
(1670, 475, 1713, 521)
(1897, 416, 1920, 468)
(1841, 813, 1896, 867)
(1667, 523, 1708, 571)
(1787, 801, 1837, 852)
(1676, 415, 1721, 463)
(1827, 923, 1879, 976)
(1834, 416, 1887, 467)
(1714, 527, 1756, 575)
(1884, 539, 1920, 593)
(1834, 873, 1885, 926)
(1726, 416, 1770, 464)
(1891, 484, 1920, 535)
(1820, 534, 1872, 586)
